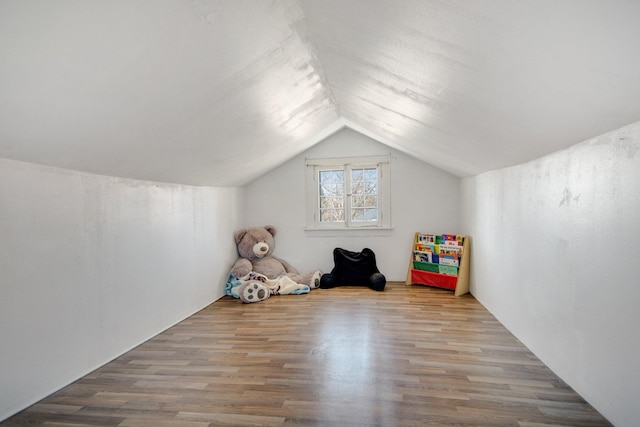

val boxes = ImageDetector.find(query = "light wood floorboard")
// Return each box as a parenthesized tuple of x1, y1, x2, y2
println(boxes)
(2, 282, 611, 426)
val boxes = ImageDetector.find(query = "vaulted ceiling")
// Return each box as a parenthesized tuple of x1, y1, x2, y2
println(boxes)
(2, 0, 640, 186)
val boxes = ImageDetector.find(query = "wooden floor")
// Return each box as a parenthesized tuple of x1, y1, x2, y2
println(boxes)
(3, 282, 611, 427)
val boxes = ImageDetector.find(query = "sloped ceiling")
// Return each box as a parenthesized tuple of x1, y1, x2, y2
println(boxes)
(2, 0, 640, 186)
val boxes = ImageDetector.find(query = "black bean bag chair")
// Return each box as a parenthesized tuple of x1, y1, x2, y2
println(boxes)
(320, 247, 386, 291)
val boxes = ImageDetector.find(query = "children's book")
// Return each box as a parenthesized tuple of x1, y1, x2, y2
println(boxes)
(415, 243, 435, 253)
(438, 243, 462, 266)
(417, 233, 436, 244)
(441, 234, 464, 246)
(413, 251, 434, 263)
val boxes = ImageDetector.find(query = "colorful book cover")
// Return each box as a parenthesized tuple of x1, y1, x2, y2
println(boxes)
(441, 234, 464, 246)
(439, 244, 462, 266)
(438, 255, 459, 267)
(413, 251, 434, 263)
(415, 243, 435, 253)
(417, 233, 436, 244)
(439, 244, 463, 258)
(439, 265, 459, 276)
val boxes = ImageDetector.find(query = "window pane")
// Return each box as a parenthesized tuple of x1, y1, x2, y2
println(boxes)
(364, 207, 378, 221)
(352, 208, 364, 221)
(351, 194, 363, 208)
(364, 168, 377, 180)
(319, 170, 343, 183)
(351, 167, 378, 222)
(319, 169, 345, 223)
(320, 208, 344, 222)
(319, 171, 344, 194)
(363, 168, 377, 195)
(320, 196, 343, 208)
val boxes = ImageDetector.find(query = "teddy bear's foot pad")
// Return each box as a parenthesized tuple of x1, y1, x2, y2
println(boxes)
(311, 271, 322, 289)
(239, 281, 271, 303)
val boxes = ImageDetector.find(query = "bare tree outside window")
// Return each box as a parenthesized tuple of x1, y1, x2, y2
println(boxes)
(350, 167, 378, 222)
(319, 169, 345, 222)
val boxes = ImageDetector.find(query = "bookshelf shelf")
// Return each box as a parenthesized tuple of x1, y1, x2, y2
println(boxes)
(405, 233, 470, 296)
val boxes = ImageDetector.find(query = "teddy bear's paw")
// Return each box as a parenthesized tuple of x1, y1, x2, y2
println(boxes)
(239, 281, 271, 303)
(311, 271, 322, 289)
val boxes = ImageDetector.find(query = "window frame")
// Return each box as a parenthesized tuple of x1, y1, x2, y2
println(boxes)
(305, 155, 391, 230)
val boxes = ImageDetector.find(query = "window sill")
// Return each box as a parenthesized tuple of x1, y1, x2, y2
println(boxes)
(304, 227, 393, 237)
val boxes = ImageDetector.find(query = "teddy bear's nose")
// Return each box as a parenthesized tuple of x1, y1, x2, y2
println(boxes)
(253, 242, 269, 258)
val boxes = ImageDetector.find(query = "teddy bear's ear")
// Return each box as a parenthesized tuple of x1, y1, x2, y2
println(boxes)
(234, 229, 249, 245)
(265, 225, 276, 237)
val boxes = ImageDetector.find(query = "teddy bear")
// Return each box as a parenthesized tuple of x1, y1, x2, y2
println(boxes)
(228, 225, 321, 302)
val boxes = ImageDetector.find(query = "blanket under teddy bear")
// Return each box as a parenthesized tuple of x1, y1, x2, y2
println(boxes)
(225, 272, 310, 303)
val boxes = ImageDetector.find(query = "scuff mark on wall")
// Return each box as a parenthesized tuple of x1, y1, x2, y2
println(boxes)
(585, 124, 640, 159)
(614, 135, 640, 159)
(559, 187, 581, 207)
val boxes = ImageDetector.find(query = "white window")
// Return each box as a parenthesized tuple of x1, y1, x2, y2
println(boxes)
(306, 155, 391, 230)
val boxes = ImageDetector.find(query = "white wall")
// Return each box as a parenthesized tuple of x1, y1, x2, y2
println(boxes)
(0, 158, 243, 421)
(243, 128, 461, 281)
(460, 122, 640, 427)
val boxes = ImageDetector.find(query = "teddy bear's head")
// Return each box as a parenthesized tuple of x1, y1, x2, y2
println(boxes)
(234, 225, 277, 261)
